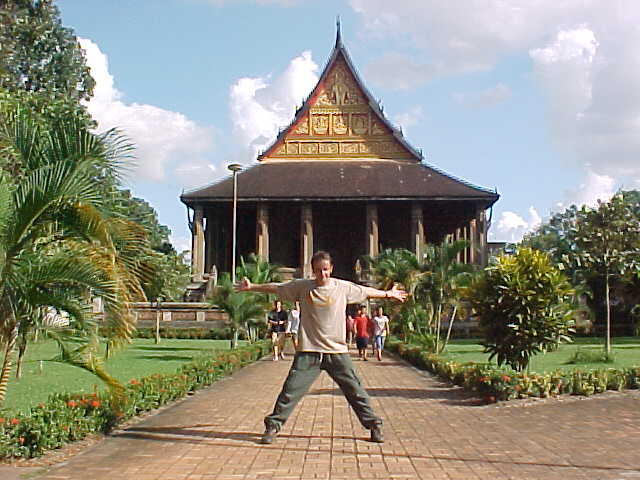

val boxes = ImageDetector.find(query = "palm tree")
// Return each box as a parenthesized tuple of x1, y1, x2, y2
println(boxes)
(208, 273, 266, 349)
(0, 105, 137, 405)
(234, 254, 282, 341)
(418, 240, 473, 353)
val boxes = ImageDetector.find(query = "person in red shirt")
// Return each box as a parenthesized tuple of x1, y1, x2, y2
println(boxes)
(353, 306, 372, 361)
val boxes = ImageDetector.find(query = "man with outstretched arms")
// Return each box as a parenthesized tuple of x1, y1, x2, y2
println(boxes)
(236, 250, 407, 444)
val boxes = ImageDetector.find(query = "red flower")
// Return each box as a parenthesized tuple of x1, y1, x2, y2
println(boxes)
(61, 425, 69, 431)
(18, 437, 25, 444)
(67, 400, 77, 408)
(514, 385, 522, 392)
(130, 379, 140, 385)
(0, 418, 5, 424)
(10, 418, 19, 425)
(90, 400, 100, 408)
(501, 375, 511, 382)
(478, 376, 488, 382)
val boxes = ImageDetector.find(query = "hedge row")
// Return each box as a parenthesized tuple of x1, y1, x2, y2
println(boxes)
(0, 341, 270, 459)
(386, 339, 640, 403)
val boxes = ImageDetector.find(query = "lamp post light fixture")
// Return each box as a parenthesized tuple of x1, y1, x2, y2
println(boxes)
(228, 163, 242, 282)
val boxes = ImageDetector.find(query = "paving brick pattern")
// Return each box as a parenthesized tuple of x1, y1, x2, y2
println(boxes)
(29, 351, 640, 479)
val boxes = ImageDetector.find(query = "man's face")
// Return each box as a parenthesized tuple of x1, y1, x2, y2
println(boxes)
(312, 259, 333, 285)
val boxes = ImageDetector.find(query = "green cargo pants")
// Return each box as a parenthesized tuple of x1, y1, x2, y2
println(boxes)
(264, 352, 382, 432)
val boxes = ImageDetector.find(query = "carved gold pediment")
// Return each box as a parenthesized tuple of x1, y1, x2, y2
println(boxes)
(263, 54, 417, 161)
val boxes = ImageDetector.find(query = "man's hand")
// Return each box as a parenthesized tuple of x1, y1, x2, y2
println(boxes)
(235, 277, 252, 292)
(387, 284, 408, 302)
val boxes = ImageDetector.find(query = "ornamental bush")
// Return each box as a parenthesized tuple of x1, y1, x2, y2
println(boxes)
(464, 247, 577, 371)
(386, 338, 640, 404)
(0, 341, 270, 459)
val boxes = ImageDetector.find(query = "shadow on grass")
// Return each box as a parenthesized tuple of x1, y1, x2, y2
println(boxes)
(135, 346, 211, 352)
(134, 355, 196, 361)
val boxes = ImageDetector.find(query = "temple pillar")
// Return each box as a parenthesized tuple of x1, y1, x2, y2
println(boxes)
(469, 217, 477, 265)
(256, 203, 269, 261)
(455, 227, 462, 263)
(300, 204, 313, 278)
(463, 225, 469, 264)
(191, 206, 205, 282)
(477, 209, 487, 267)
(411, 202, 424, 259)
(366, 203, 379, 259)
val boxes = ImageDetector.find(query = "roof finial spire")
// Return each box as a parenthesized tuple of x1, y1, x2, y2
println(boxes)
(335, 15, 342, 47)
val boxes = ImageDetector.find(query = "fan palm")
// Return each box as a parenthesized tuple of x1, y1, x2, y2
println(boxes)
(418, 240, 473, 352)
(209, 273, 266, 349)
(0, 105, 137, 405)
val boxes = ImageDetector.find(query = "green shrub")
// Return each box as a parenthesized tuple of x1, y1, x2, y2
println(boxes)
(566, 347, 615, 365)
(0, 341, 270, 459)
(464, 247, 576, 371)
(387, 339, 640, 404)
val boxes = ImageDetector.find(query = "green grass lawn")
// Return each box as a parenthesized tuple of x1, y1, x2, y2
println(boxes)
(442, 336, 640, 372)
(4, 338, 241, 414)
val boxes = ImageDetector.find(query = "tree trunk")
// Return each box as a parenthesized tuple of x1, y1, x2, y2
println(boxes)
(0, 323, 19, 406)
(15, 336, 27, 380)
(441, 305, 457, 353)
(435, 293, 443, 353)
(605, 271, 611, 355)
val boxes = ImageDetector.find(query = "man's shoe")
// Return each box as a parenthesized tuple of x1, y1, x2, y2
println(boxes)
(260, 427, 278, 444)
(370, 426, 384, 443)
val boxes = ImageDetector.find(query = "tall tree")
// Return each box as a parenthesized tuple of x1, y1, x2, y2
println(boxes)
(0, 0, 94, 101)
(566, 194, 640, 353)
(0, 103, 138, 405)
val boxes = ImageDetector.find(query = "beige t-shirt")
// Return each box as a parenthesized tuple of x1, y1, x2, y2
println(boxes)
(277, 278, 368, 353)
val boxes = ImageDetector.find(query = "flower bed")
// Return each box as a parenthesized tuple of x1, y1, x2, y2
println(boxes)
(386, 339, 640, 404)
(0, 341, 270, 459)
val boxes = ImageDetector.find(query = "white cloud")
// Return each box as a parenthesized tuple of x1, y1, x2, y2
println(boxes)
(365, 53, 441, 90)
(200, 0, 299, 5)
(393, 106, 423, 132)
(228, 50, 319, 163)
(350, 1, 640, 204)
(350, 0, 587, 81)
(559, 168, 616, 210)
(452, 83, 512, 109)
(80, 38, 217, 185)
(492, 206, 542, 242)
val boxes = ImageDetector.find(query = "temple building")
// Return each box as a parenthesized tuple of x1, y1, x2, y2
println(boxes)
(180, 26, 499, 292)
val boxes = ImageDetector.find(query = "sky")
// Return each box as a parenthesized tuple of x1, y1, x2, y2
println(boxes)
(56, 0, 640, 252)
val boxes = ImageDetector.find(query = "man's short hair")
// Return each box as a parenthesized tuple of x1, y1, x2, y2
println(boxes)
(311, 251, 332, 267)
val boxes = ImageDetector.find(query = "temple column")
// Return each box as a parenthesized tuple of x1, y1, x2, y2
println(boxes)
(477, 209, 487, 267)
(411, 202, 424, 259)
(256, 203, 269, 261)
(455, 227, 462, 262)
(366, 203, 379, 259)
(469, 217, 478, 265)
(463, 226, 469, 264)
(191, 206, 205, 282)
(300, 204, 313, 278)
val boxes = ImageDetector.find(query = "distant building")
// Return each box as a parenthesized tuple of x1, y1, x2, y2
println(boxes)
(181, 25, 499, 293)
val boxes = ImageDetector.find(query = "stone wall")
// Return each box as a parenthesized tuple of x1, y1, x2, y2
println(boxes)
(130, 302, 228, 329)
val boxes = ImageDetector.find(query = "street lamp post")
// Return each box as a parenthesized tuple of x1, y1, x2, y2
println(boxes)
(228, 164, 242, 282)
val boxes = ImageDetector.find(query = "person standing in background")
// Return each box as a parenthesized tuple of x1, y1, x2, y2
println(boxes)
(268, 300, 288, 361)
(286, 301, 301, 351)
(353, 306, 372, 361)
(371, 306, 390, 361)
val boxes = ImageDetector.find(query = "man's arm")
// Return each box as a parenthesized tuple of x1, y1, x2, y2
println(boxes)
(364, 283, 408, 302)
(235, 277, 281, 295)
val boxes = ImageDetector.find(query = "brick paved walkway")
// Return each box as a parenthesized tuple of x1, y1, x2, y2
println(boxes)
(15, 350, 640, 479)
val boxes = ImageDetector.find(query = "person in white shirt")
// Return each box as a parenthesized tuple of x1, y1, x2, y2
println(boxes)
(372, 306, 390, 361)
(236, 250, 407, 445)
(286, 301, 301, 351)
